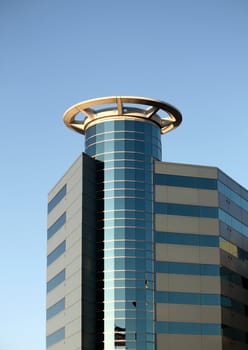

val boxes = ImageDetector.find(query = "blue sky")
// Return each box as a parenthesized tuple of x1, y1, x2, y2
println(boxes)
(0, 0, 247, 349)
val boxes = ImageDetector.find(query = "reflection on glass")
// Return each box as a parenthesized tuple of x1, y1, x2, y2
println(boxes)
(115, 325, 126, 347)
(220, 237, 238, 257)
(86, 119, 158, 349)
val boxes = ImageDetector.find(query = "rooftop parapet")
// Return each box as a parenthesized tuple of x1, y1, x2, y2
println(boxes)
(63, 96, 182, 134)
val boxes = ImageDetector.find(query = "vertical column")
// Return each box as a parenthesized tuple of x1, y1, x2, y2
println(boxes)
(86, 119, 161, 350)
(82, 154, 98, 350)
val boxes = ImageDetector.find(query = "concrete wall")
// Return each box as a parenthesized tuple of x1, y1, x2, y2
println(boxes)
(154, 161, 222, 350)
(47, 155, 83, 350)
(47, 154, 97, 350)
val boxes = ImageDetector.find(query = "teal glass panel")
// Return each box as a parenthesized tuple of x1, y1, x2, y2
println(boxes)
(156, 322, 221, 335)
(218, 181, 248, 211)
(155, 231, 219, 247)
(154, 174, 217, 189)
(155, 203, 218, 218)
(219, 209, 248, 237)
(156, 261, 219, 276)
(156, 291, 220, 305)
(86, 119, 159, 350)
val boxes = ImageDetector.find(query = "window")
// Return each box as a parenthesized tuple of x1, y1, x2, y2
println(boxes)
(46, 327, 65, 347)
(156, 322, 221, 335)
(155, 203, 218, 218)
(154, 174, 217, 190)
(219, 209, 248, 237)
(222, 324, 248, 344)
(47, 212, 66, 239)
(221, 295, 248, 316)
(156, 291, 220, 305)
(221, 266, 248, 289)
(218, 181, 248, 211)
(155, 232, 218, 247)
(46, 298, 65, 320)
(48, 185, 66, 213)
(156, 261, 219, 276)
(47, 241, 66, 266)
(47, 269, 65, 293)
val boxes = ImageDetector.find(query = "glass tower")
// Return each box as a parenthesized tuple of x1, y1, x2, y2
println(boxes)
(63, 96, 182, 349)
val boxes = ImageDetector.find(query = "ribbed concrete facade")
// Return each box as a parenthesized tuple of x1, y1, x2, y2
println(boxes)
(154, 161, 222, 350)
(47, 154, 97, 350)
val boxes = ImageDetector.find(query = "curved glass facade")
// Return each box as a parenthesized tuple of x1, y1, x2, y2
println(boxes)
(85, 119, 161, 350)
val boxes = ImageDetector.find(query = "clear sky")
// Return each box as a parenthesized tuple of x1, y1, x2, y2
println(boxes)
(0, 0, 247, 349)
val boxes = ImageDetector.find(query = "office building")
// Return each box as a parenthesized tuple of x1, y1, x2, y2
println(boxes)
(46, 96, 248, 350)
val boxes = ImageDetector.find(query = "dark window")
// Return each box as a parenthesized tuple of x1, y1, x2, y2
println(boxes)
(222, 324, 248, 344)
(156, 322, 221, 335)
(155, 231, 219, 247)
(115, 325, 126, 347)
(156, 261, 219, 276)
(219, 209, 248, 237)
(155, 203, 218, 218)
(156, 291, 220, 305)
(221, 266, 248, 289)
(154, 174, 217, 190)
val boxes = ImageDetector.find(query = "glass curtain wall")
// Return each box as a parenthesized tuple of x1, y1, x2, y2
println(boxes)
(85, 118, 161, 350)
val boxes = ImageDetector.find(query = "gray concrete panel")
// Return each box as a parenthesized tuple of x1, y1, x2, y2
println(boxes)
(154, 161, 218, 179)
(157, 334, 222, 350)
(155, 214, 219, 235)
(156, 273, 221, 294)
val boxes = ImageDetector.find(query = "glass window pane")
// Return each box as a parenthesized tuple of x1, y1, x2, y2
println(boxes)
(47, 212, 66, 239)
(48, 185, 66, 213)
(46, 327, 65, 347)
(47, 269, 65, 293)
(154, 174, 217, 190)
(47, 241, 66, 266)
(46, 298, 65, 320)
